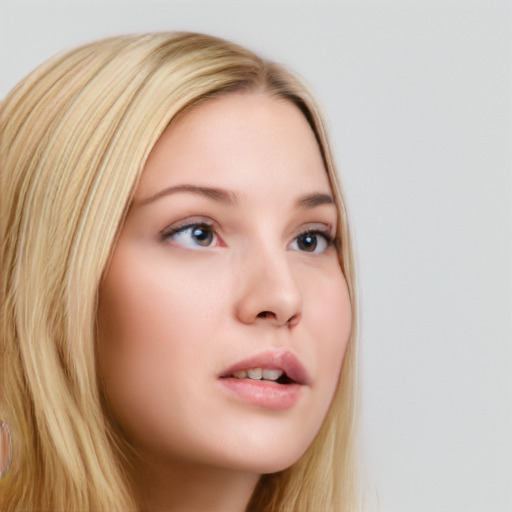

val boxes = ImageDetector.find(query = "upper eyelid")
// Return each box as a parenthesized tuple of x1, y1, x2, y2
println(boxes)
(293, 224, 340, 252)
(160, 216, 217, 237)
(294, 227, 334, 245)
(160, 221, 220, 249)
(159, 216, 336, 242)
(293, 222, 335, 238)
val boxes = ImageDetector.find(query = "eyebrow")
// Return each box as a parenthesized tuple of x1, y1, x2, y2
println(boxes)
(137, 184, 334, 209)
(296, 192, 335, 208)
(138, 184, 239, 206)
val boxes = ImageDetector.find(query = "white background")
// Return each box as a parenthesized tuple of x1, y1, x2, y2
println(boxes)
(1, 1, 510, 511)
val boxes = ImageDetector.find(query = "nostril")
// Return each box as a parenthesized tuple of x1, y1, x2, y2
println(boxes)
(256, 311, 300, 328)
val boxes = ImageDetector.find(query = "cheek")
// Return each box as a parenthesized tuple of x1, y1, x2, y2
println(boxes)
(308, 270, 352, 402)
(96, 261, 163, 438)
(98, 249, 224, 358)
(95, 249, 232, 438)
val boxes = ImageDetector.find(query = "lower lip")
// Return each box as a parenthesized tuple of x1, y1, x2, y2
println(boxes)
(218, 378, 303, 410)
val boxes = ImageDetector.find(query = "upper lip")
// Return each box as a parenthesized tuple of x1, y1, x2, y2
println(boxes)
(220, 349, 310, 385)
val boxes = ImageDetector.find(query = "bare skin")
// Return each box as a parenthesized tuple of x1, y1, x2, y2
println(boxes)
(132, 456, 258, 512)
(97, 92, 351, 511)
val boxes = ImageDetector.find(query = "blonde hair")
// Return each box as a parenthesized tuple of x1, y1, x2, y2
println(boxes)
(0, 32, 359, 511)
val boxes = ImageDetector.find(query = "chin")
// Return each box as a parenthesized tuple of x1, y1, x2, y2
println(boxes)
(244, 454, 304, 475)
(211, 431, 315, 476)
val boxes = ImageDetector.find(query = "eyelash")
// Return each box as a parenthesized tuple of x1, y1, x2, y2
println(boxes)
(160, 221, 336, 253)
(161, 221, 220, 249)
(289, 228, 335, 253)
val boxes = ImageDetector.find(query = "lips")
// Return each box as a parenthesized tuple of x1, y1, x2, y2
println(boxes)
(219, 350, 310, 385)
(218, 350, 309, 410)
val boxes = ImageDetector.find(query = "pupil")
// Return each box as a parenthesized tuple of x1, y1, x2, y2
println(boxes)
(192, 226, 213, 246)
(299, 233, 317, 252)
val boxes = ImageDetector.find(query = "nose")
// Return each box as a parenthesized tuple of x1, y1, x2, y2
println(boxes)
(234, 247, 302, 328)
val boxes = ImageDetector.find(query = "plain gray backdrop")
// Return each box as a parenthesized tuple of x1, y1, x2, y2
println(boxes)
(1, 1, 510, 511)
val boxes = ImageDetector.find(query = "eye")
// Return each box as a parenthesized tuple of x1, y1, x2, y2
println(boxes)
(162, 222, 217, 249)
(290, 230, 332, 253)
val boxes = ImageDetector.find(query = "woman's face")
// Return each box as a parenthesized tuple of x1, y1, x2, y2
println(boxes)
(97, 92, 351, 475)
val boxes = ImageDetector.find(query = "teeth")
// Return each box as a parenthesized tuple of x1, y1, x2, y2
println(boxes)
(232, 368, 284, 381)
(262, 369, 283, 381)
(247, 368, 263, 380)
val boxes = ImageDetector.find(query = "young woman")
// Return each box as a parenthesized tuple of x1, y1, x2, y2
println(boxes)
(0, 32, 359, 511)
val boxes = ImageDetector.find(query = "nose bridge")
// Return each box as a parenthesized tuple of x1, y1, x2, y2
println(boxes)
(235, 234, 302, 326)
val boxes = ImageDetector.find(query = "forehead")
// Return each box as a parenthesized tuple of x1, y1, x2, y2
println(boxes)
(136, 91, 331, 202)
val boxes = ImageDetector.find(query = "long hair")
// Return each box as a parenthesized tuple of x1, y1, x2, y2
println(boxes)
(0, 32, 359, 511)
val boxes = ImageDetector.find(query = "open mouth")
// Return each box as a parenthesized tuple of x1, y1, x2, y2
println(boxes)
(222, 368, 295, 384)
(218, 366, 303, 410)
(219, 350, 309, 389)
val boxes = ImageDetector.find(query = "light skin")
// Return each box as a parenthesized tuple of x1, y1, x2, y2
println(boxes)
(97, 91, 352, 512)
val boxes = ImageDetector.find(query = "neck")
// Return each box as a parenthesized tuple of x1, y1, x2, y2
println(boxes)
(130, 455, 260, 512)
